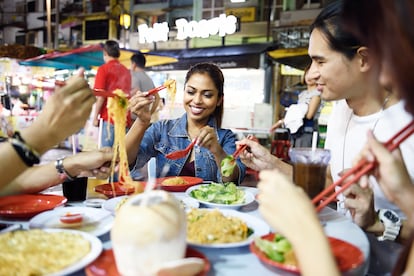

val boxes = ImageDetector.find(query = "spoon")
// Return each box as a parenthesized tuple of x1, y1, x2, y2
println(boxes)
(165, 139, 197, 160)
(155, 257, 205, 276)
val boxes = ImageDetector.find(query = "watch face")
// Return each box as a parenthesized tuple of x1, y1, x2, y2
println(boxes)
(384, 210, 399, 223)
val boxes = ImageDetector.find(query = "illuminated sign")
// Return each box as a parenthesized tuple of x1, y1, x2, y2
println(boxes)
(138, 14, 238, 43)
(176, 14, 238, 40)
(138, 22, 169, 43)
(226, 7, 256, 22)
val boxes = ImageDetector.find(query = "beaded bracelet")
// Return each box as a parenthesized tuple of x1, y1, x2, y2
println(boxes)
(9, 131, 40, 167)
(55, 157, 76, 181)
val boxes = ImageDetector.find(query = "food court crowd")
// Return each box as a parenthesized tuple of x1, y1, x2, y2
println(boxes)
(1, 0, 414, 275)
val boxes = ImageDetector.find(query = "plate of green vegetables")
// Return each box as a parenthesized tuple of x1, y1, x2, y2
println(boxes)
(185, 182, 255, 210)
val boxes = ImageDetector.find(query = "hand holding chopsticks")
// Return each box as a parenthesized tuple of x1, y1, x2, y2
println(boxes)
(313, 120, 414, 212)
(232, 135, 257, 158)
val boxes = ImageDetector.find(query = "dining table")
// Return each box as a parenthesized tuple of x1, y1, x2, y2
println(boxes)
(0, 184, 370, 276)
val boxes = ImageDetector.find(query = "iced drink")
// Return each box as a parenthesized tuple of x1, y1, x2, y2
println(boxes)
(289, 148, 331, 198)
(62, 177, 88, 202)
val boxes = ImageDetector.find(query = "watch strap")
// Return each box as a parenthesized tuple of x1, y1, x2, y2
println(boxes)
(9, 131, 40, 167)
(377, 209, 402, 241)
(55, 157, 76, 181)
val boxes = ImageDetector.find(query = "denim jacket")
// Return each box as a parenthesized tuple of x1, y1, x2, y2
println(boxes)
(131, 114, 246, 184)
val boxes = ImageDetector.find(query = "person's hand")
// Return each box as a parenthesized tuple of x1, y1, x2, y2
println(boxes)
(259, 169, 340, 276)
(65, 147, 113, 179)
(270, 119, 284, 133)
(24, 69, 95, 153)
(342, 182, 376, 229)
(128, 90, 156, 125)
(258, 170, 320, 243)
(93, 118, 100, 127)
(236, 138, 277, 171)
(195, 125, 222, 154)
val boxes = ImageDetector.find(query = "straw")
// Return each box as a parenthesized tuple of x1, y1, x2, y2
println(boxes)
(71, 135, 77, 155)
(97, 118, 103, 149)
(140, 158, 156, 206)
(145, 157, 157, 193)
(311, 131, 318, 151)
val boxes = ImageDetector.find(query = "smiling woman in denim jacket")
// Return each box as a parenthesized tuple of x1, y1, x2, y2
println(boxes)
(126, 62, 246, 184)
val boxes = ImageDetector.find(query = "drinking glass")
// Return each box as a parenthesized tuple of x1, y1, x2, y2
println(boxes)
(289, 148, 331, 198)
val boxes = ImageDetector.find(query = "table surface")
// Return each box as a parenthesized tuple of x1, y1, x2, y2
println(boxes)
(0, 186, 370, 276)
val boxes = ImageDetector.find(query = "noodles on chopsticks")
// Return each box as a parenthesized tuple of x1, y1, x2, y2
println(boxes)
(107, 89, 144, 194)
(164, 79, 177, 111)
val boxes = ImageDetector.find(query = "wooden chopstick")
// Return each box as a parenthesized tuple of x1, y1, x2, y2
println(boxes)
(313, 120, 414, 212)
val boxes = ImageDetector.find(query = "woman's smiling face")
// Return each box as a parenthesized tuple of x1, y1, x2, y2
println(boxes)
(183, 72, 222, 125)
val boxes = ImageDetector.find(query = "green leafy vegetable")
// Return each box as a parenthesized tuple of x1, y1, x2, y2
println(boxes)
(221, 155, 236, 177)
(119, 97, 128, 108)
(254, 234, 293, 263)
(190, 182, 245, 205)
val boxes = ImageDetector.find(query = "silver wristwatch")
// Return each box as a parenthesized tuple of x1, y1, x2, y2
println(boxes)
(377, 209, 402, 241)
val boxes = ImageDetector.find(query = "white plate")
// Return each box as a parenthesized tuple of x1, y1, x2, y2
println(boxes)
(174, 193, 200, 210)
(45, 228, 103, 276)
(185, 184, 256, 209)
(187, 209, 270, 248)
(102, 195, 130, 215)
(102, 194, 199, 215)
(29, 206, 113, 237)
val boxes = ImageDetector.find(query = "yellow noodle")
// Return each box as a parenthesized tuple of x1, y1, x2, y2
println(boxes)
(161, 176, 188, 186)
(164, 79, 177, 110)
(107, 89, 144, 194)
(0, 229, 90, 275)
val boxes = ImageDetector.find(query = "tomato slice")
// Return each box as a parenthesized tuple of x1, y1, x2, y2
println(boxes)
(59, 212, 83, 224)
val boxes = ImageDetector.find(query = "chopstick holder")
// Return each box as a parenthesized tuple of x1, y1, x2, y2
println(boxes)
(313, 120, 414, 212)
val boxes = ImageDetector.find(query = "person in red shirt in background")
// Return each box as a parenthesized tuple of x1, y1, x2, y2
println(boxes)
(93, 40, 131, 148)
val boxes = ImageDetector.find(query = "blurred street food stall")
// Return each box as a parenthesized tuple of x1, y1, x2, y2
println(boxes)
(0, 45, 178, 149)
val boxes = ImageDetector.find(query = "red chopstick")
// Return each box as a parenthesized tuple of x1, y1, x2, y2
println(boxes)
(313, 120, 414, 212)
(55, 80, 119, 98)
(232, 135, 255, 159)
(146, 79, 176, 96)
(233, 144, 248, 159)
(93, 89, 119, 98)
(146, 85, 166, 96)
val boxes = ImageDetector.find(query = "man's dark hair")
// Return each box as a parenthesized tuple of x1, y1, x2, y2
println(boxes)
(103, 40, 120, 58)
(310, 0, 361, 60)
(131, 53, 146, 69)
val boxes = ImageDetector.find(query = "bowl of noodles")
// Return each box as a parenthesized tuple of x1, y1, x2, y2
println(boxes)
(0, 228, 102, 276)
(157, 176, 203, 192)
(186, 208, 269, 248)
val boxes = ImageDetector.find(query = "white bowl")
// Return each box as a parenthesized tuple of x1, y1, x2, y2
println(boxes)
(185, 184, 255, 210)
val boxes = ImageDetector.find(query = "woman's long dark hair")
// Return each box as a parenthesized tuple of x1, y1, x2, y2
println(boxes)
(184, 62, 224, 127)
(343, 0, 414, 116)
(343, 1, 414, 275)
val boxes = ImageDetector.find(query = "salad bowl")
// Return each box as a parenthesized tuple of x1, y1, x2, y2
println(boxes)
(185, 183, 255, 210)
